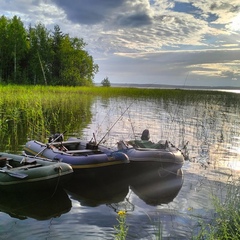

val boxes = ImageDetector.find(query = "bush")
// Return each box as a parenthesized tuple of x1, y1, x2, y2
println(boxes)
(101, 77, 111, 87)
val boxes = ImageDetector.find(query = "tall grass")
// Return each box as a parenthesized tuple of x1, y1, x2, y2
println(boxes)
(1, 84, 240, 102)
(0, 85, 94, 151)
(196, 178, 240, 240)
(1, 84, 240, 151)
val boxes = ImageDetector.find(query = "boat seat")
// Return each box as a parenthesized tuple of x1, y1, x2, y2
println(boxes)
(66, 149, 95, 154)
(25, 159, 37, 164)
(135, 147, 161, 151)
(21, 158, 37, 165)
(15, 163, 42, 170)
(51, 140, 82, 146)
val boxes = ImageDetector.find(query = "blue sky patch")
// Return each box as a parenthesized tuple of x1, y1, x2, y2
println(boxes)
(171, 2, 203, 20)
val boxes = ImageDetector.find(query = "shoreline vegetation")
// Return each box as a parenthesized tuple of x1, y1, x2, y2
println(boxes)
(0, 15, 98, 86)
(1, 84, 239, 239)
(105, 82, 240, 91)
(1, 84, 240, 98)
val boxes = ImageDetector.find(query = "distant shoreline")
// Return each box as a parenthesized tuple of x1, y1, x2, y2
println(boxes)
(96, 83, 240, 91)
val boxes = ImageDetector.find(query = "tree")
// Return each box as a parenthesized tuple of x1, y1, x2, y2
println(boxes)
(0, 16, 9, 82)
(101, 77, 111, 87)
(27, 23, 51, 85)
(8, 16, 28, 84)
(0, 15, 99, 86)
(0, 15, 28, 84)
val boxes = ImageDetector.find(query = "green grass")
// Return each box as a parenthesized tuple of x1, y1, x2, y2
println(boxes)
(196, 179, 240, 240)
(1, 84, 239, 101)
(0, 85, 94, 151)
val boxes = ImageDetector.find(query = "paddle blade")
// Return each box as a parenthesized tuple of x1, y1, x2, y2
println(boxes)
(0, 169, 28, 179)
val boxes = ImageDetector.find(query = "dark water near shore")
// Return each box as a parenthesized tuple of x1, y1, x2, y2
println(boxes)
(1, 90, 240, 239)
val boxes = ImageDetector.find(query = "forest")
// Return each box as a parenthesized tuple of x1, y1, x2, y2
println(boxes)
(0, 15, 99, 86)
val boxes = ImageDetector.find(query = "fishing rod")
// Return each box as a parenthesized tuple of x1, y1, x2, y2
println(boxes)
(128, 111, 136, 140)
(97, 102, 133, 146)
(89, 107, 113, 143)
(35, 131, 67, 157)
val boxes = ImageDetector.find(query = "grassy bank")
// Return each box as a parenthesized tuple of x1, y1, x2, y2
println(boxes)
(1, 84, 240, 102)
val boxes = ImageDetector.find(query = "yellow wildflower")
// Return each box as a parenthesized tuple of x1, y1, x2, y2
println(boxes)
(117, 210, 126, 216)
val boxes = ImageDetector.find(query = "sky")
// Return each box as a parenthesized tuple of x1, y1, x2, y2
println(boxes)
(1, 0, 240, 87)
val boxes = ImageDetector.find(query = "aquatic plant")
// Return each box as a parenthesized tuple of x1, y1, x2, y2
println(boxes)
(0, 85, 93, 151)
(196, 178, 240, 239)
(114, 210, 128, 240)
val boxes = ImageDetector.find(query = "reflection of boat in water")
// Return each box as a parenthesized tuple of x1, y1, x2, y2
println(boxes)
(65, 177, 129, 207)
(63, 132, 184, 206)
(24, 138, 129, 181)
(0, 152, 73, 192)
(130, 169, 184, 206)
(0, 187, 71, 220)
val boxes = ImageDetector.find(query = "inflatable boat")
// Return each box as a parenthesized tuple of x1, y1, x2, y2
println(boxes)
(115, 139, 184, 174)
(66, 135, 185, 176)
(24, 139, 129, 180)
(0, 152, 73, 192)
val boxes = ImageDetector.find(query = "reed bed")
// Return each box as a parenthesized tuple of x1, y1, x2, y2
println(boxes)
(1, 84, 240, 239)
(2, 84, 240, 101)
(0, 85, 94, 151)
(1, 84, 240, 151)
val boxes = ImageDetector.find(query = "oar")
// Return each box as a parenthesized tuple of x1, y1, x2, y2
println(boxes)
(0, 169, 28, 179)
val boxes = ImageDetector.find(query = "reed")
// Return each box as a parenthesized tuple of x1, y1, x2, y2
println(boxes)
(1, 84, 240, 151)
(0, 85, 94, 151)
(1, 84, 240, 101)
(195, 178, 240, 239)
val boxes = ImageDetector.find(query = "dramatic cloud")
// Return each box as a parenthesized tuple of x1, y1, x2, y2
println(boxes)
(51, 0, 124, 24)
(0, 0, 240, 87)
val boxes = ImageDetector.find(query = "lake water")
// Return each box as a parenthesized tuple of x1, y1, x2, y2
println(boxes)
(0, 90, 240, 239)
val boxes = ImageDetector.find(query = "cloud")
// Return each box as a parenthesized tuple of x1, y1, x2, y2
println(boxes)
(116, 12, 152, 27)
(0, 0, 239, 86)
(94, 48, 240, 84)
(193, 0, 240, 25)
(51, 0, 124, 24)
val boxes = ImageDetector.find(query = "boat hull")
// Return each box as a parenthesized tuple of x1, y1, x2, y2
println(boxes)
(67, 138, 184, 177)
(0, 153, 73, 192)
(24, 140, 129, 180)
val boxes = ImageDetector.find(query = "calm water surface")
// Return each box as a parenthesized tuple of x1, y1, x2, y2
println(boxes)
(1, 92, 240, 239)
